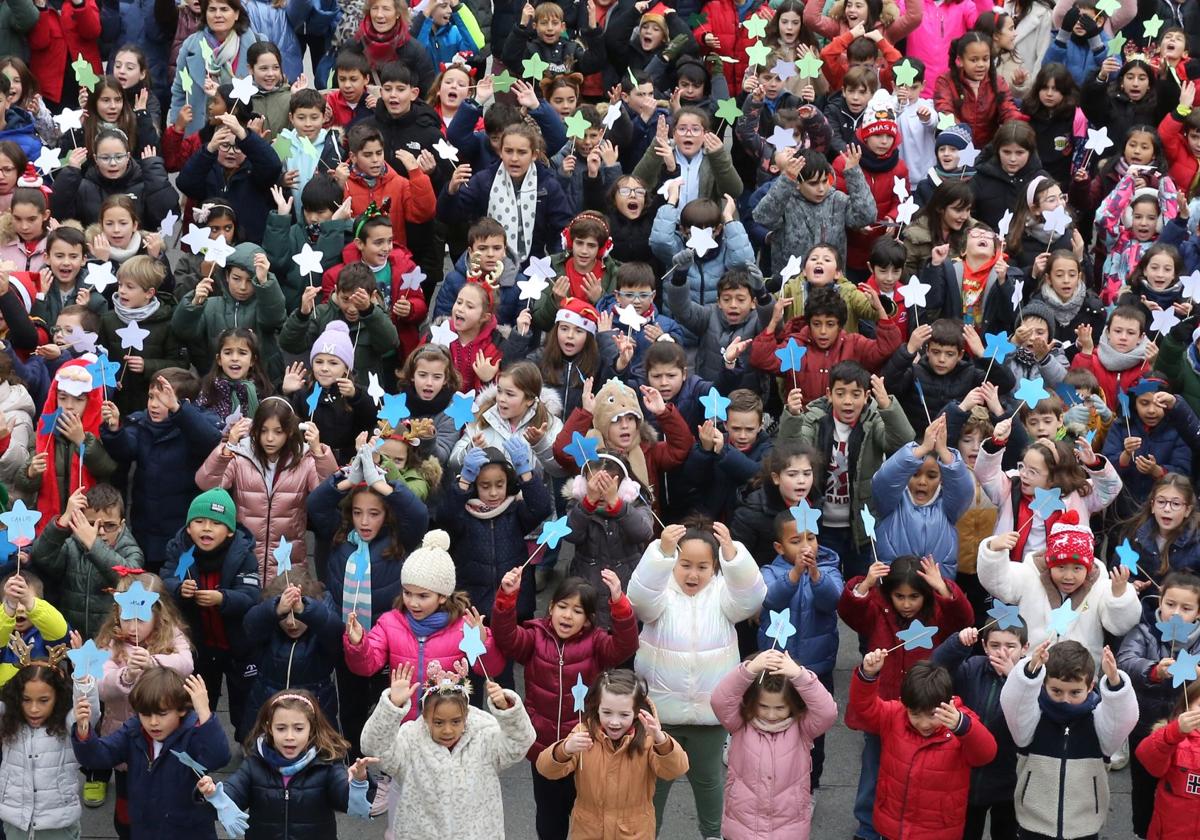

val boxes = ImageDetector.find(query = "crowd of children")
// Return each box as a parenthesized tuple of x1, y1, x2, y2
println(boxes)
(3, 0, 1200, 838)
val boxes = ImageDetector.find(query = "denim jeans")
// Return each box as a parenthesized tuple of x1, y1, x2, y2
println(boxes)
(853, 732, 882, 840)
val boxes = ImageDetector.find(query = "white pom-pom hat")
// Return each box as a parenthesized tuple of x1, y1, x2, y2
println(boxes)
(401, 529, 456, 596)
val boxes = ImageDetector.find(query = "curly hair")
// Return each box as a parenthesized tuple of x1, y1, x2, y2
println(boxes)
(0, 663, 72, 742)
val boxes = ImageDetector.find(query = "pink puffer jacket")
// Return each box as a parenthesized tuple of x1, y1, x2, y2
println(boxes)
(195, 438, 339, 585)
(344, 609, 507, 722)
(97, 628, 194, 738)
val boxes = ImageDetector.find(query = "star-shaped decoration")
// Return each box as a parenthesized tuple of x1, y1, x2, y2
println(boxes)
(1031, 487, 1066, 520)
(1010, 278, 1025, 311)
(54, 108, 84, 134)
(1156, 613, 1197, 644)
(62, 325, 97, 353)
(714, 97, 743, 123)
(179, 66, 194, 97)
(987, 601, 1023, 631)
(898, 275, 931, 308)
(72, 54, 99, 91)
(893, 178, 909, 203)
(230, 74, 257, 105)
(459, 622, 487, 665)
(861, 507, 877, 540)
(34, 145, 61, 176)
(603, 101, 622, 130)
(1107, 31, 1127, 56)
(113, 580, 159, 622)
(199, 38, 215, 67)
(1053, 383, 1082, 406)
(204, 234, 236, 268)
(38, 407, 62, 436)
(896, 619, 938, 650)
(297, 135, 318, 160)
(292, 243, 324, 277)
(779, 254, 805, 283)
(304, 384, 322, 416)
(171, 749, 209, 778)
(657, 175, 684, 200)
(687, 226, 719, 258)
(700, 387, 731, 421)
(958, 142, 981, 168)
(998, 209, 1015, 240)
(564, 110, 591, 140)
(273, 536, 296, 577)
(1115, 538, 1140, 575)
(745, 40, 773, 68)
(563, 431, 600, 468)
(893, 59, 919, 87)
(1182, 270, 1200, 303)
(1118, 388, 1131, 419)
(115, 321, 151, 352)
(1096, 0, 1120, 13)
(84, 261, 117, 294)
(895, 197, 918, 226)
(936, 112, 956, 131)
(517, 275, 550, 302)
(181, 224, 212, 255)
(378, 392, 410, 428)
(66, 638, 110, 682)
(433, 137, 459, 163)
(492, 69, 517, 93)
(523, 255, 556, 282)
(1151, 307, 1181, 334)
(570, 672, 588, 712)
(173, 546, 196, 580)
(795, 49, 823, 78)
(775, 337, 806, 373)
(522, 53, 550, 80)
(790, 499, 821, 534)
(768, 124, 798, 150)
(742, 15, 767, 38)
(1168, 649, 1200, 688)
(159, 209, 179, 240)
(87, 352, 120, 390)
(1014, 375, 1050, 408)
(772, 59, 798, 82)
(1048, 599, 1080, 636)
(1043, 205, 1072, 237)
(0, 499, 39, 546)
(1085, 126, 1113, 157)
(1144, 14, 1164, 39)
(428, 320, 459, 348)
(616, 304, 647, 332)
(983, 331, 1015, 361)
(394, 267, 423, 293)
(272, 135, 293, 161)
(367, 373, 385, 406)
(446, 390, 477, 430)
(764, 608, 797, 648)
(537, 515, 572, 550)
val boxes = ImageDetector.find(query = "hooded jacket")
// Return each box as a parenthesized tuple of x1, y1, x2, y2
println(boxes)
(343, 158, 437, 247)
(760, 546, 844, 674)
(321, 241, 425, 358)
(883, 348, 1017, 438)
(751, 317, 901, 401)
(435, 250, 521, 326)
(448, 384, 564, 476)
(0, 105, 41, 160)
(262, 212, 352, 312)
(50, 155, 178, 231)
(1119, 597, 1200, 731)
(1101, 396, 1200, 502)
(279, 299, 400, 386)
(99, 292, 188, 416)
(649, 203, 754, 308)
(933, 70, 1026, 150)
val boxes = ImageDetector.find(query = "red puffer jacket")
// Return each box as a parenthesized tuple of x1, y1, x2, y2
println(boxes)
(490, 586, 640, 759)
(1159, 110, 1200, 199)
(834, 152, 909, 271)
(28, 0, 101, 105)
(692, 0, 772, 92)
(837, 578, 973, 707)
(932, 71, 1026, 149)
(849, 670, 997, 840)
(321, 242, 426, 359)
(1136, 718, 1200, 840)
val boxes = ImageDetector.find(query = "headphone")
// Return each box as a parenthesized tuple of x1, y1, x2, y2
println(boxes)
(561, 211, 613, 259)
(1121, 186, 1166, 233)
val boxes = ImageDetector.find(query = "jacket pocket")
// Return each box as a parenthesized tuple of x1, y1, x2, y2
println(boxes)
(1018, 769, 1031, 805)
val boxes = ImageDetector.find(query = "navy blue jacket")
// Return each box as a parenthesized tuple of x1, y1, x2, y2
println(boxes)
(1101, 397, 1200, 504)
(434, 250, 522, 327)
(445, 97, 566, 170)
(101, 402, 223, 566)
(73, 713, 231, 840)
(1119, 597, 1200, 736)
(676, 430, 773, 519)
(176, 130, 284, 243)
(161, 525, 262, 650)
(1110, 518, 1200, 589)
(759, 546, 843, 674)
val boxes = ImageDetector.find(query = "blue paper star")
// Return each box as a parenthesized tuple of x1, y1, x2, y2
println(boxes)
(1117, 389, 1130, 418)
(1156, 613, 1198, 644)
(1047, 599, 1080, 636)
(1085, 429, 1097, 446)
(459, 622, 487, 666)
(0, 500, 41, 546)
(87, 352, 120, 389)
(1168, 649, 1200, 688)
(987, 601, 1023, 631)
(378, 392, 410, 428)
(914, 378, 929, 411)
(700, 387, 732, 422)
(789, 500, 821, 534)
(170, 749, 208, 777)
(897, 619, 938, 651)
(38, 408, 61, 436)
(305, 385, 322, 416)
(273, 536, 293, 576)
(1115, 538, 1140, 575)
(537, 515, 572, 550)
(775, 338, 806, 373)
(570, 672, 588, 713)
(66, 638, 110, 682)
(1052, 383, 1082, 406)
(563, 432, 600, 469)
(764, 608, 797, 648)
(1030, 487, 1065, 521)
(1130, 379, 1162, 397)
(1014, 376, 1050, 408)
(861, 508, 877, 540)
(0, 530, 15, 561)
(446, 390, 477, 431)
(113, 580, 159, 622)
(983, 332, 1016, 361)
(174, 546, 196, 580)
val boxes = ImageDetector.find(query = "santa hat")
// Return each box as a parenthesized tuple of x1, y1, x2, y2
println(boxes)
(1045, 510, 1095, 571)
(555, 297, 599, 335)
(8, 272, 43, 312)
(856, 89, 900, 144)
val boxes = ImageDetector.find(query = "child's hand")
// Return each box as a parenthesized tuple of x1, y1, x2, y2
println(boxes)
(992, 416, 1013, 441)
(69, 508, 99, 551)
(101, 399, 120, 431)
(522, 421, 548, 448)
(74, 693, 92, 738)
(697, 419, 724, 453)
(916, 556, 950, 597)
(640, 385, 667, 416)
(599, 568, 623, 602)
(581, 377, 596, 414)
(486, 680, 509, 710)
(660, 523, 686, 555)
(195, 774, 217, 797)
(1110, 563, 1131, 597)
(962, 324, 983, 357)
(585, 468, 613, 504)
(1075, 323, 1094, 353)
(1145, 341, 1160, 367)
(174, 104, 194, 132)
(227, 417, 252, 447)
(614, 333, 636, 371)
(270, 184, 293, 216)
(348, 756, 378, 782)
(447, 163, 472, 195)
(785, 387, 804, 416)
(843, 143, 862, 170)
(638, 708, 667, 744)
(767, 295, 792, 331)
(194, 589, 224, 608)
(58, 411, 85, 445)
(303, 420, 323, 454)
(57, 486, 88, 529)
(180, 578, 198, 599)
(1101, 645, 1121, 687)
(723, 337, 751, 366)
(473, 350, 499, 384)
(1134, 454, 1161, 475)
(958, 627, 979, 648)
(282, 362, 308, 395)
(1179, 709, 1200, 734)
(1027, 638, 1051, 674)
(26, 452, 46, 479)
(862, 560, 890, 590)
(906, 323, 932, 354)
(862, 648, 887, 677)
(1181, 79, 1196, 110)
(747, 648, 784, 675)
(1153, 656, 1175, 682)
(1154, 392, 1178, 411)
(500, 566, 523, 595)
(277, 584, 303, 616)
(563, 729, 593, 755)
(388, 663, 416, 707)
(933, 701, 963, 732)
(183, 674, 211, 723)
(514, 307, 533, 336)
(124, 355, 145, 374)
(721, 193, 737, 223)
(988, 530, 1020, 553)
(346, 612, 364, 645)
(930, 243, 950, 267)
(1074, 434, 1097, 466)
(712, 520, 736, 563)
(774, 651, 804, 678)
(125, 644, 153, 673)
(463, 606, 488, 643)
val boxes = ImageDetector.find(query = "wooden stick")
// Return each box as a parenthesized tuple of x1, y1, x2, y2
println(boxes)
(519, 542, 546, 571)
(885, 626, 935, 654)
(285, 569, 296, 629)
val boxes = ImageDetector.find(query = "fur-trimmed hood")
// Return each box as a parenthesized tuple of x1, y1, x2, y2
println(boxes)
(1032, 548, 1102, 609)
(472, 383, 564, 420)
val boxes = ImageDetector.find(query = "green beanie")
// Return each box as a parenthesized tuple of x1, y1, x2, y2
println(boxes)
(187, 488, 237, 531)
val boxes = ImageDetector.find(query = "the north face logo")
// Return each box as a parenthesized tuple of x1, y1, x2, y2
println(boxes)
(211, 503, 226, 513)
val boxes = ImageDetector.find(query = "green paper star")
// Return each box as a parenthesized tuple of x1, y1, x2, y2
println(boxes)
(522, 53, 550, 81)
(893, 59, 918, 87)
(686, 12, 707, 27)
(746, 40, 774, 68)
(298, 136, 318, 158)
(628, 66, 638, 86)
(179, 66, 194, 96)
(795, 49, 823, 78)
(715, 97, 743, 123)
(1095, 0, 1119, 15)
(199, 38, 215, 68)
(937, 112, 957, 131)
(492, 69, 516, 93)
(72, 55, 99, 92)
(742, 16, 767, 39)
(1144, 14, 1164, 39)
(564, 110, 590, 139)
(1107, 31, 1127, 56)
(271, 135, 293, 161)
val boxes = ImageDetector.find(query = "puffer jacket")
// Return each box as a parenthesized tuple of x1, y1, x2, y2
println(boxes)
(196, 437, 339, 585)
(710, 663, 838, 840)
(908, 0, 979, 97)
(244, 0, 305, 80)
(758, 546, 843, 674)
(1102, 393, 1200, 503)
(29, 521, 145, 640)
(344, 608, 506, 721)
(161, 526, 262, 651)
(849, 669, 997, 840)
(730, 483, 788, 567)
(933, 71, 1026, 150)
(491, 584, 640, 759)
(97, 628, 194, 739)
(176, 130, 284, 244)
(0, 677, 97, 832)
(0, 380, 34, 494)
(628, 538, 766, 726)
(99, 293, 188, 417)
(872, 442, 975, 579)
(1136, 718, 1200, 840)
(1111, 518, 1200, 588)
(28, 0, 101, 104)
(49, 155, 178, 231)
(448, 385, 564, 476)
(320, 242, 425, 359)
(1119, 598, 1200, 731)
(969, 151, 1044, 230)
(1159, 319, 1200, 416)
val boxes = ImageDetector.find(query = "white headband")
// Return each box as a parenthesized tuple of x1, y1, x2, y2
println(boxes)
(1025, 175, 1049, 209)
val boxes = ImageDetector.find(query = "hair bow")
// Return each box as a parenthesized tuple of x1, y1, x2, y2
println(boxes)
(112, 565, 146, 577)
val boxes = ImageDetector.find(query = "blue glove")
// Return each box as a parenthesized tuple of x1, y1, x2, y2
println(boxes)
(461, 446, 489, 484)
(504, 435, 535, 476)
(206, 782, 249, 838)
(347, 778, 372, 819)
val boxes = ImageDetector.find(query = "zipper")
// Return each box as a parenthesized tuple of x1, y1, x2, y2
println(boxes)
(1057, 726, 1070, 838)
(283, 785, 290, 836)
(556, 642, 565, 736)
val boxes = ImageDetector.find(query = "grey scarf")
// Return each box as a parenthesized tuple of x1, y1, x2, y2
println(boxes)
(113, 296, 160, 325)
(1097, 331, 1149, 372)
(1038, 281, 1086, 327)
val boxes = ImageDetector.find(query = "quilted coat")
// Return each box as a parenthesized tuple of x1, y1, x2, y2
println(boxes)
(490, 585, 640, 759)
(195, 437, 339, 585)
(758, 546, 844, 674)
(849, 669, 997, 840)
(1135, 718, 1200, 840)
(96, 627, 194, 739)
(28, 0, 101, 104)
(627, 538, 766, 726)
(710, 663, 838, 840)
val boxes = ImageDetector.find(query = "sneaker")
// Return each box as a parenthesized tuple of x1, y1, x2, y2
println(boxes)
(1110, 738, 1130, 771)
(370, 774, 392, 817)
(82, 780, 107, 807)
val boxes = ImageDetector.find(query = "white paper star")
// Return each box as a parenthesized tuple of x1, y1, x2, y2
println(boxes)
(292, 243, 324, 277)
(523, 255, 555, 282)
(53, 108, 84, 133)
(657, 176, 684, 200)
(204, 234, 236, 268)
(997, 209, 1014, 240)
(616, 304, 647, 331)
(517, 275, 550, 302)
(230, 74, 257, 105)
(1085, 126, 1114, 157)
(1151, 307, 1181, 334)
(84, 262, 117, 294)
(771, 59, 797, 81)
(1011, 279, 1025, 311)
(958, 143, 981, 168)
(602, 101, 622, 131)
(428, 319, 459, 348)
(895, 197, 918, 226)
(892, 178, 909, 202)
(1043, 205, 1072, 237)
(181, 224, 212, 255)
(433, 137, 459, 163)
(1182, 270, 1200, 303)
(768, 124, 797, 150)
(687, 226, 719, 258)
(34, 145, 61, 175)
(780, 254, 805, 281)
(400, 267, 425, 291)
(367, 372, 385, 405)
(159, 209, 179, 239)
(115, 320, 151, 351)
(898, 275, 931, 308)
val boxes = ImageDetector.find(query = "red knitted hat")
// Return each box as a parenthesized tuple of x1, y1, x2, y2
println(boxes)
(1045, 510, 1094, 571)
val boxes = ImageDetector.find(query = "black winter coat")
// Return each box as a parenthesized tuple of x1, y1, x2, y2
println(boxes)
(367, 98, 451, 190)
(969, 152, 1043, 229)
(730, 482, 787, 566)
(176, 130, 284, 243)
(162, 525, 262, 650)
(50, 156, 179, 230)
(288, 385, 377, 466)
(1080, 76, 1159, 152)
(883, 349, 1017, 437)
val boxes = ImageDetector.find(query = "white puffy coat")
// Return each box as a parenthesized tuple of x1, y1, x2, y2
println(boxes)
(0, 381, 35, 500)
(628, 539, 766, 726)
(0, 677, 99, 831)
(448, 386, 565, 477)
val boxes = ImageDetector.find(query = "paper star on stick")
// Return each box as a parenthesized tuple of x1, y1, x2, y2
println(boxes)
(687, 226, 719, 258)
(1096, 0, 1120, 13)
(116, 321, 151, 352)
(1013, 375, 1049, 408)
(204, 234, 236, 268)
(603, 102, 623, 130)
(893, 178, 909, 202)
(159, 209, 179, 239)
(492, 69, 516, 93)
(796, 50, 823, 77)
(84, 262, 118, 294)
(516, 275, 550, 302)
(742, 15, 767, 38)
(983, 331, 1015, 361)
(1010, 278, 1025, 311)
(1043, 205, 1072, 237)
(714, 98, 743, 123)
(895, 197, 918, 226)
(180, 224, 212, 255)
(305, 385, 322, 416)
(898, 276, 931, 308)
(54, 108, 84, 133)
(1144, 14, 1164, 39)
(775, 337, 806, 373)
(522, 53, 550, 80)
(1030, 487, 1066, 521)
(986, 602, 1023, 631)
(66, 639, 110, 682)
(998, 209, 1014, 240)
(780, 254, 805, 282)
(1107, 31, 1127, 56)
(175, 546, 196, 580)
(446, 390, 477, 430)
(1183, 270, 1200, 303)
(936, 112, 957, 131)
(113, 580, 159, 622)
(700, 387, 731, 421)
(1151, 307, 1181, 334)
(893, 59, 919, 87)
(1085, 126, 1114, 157)
(790, 499, 822, 534)
(230, 74, 257, 105)
(1168, 649, 1200, 688)
(378, 392, 411, 428)
(895, 619, 937, 650)
(657, 176, 684, 200)
(292, 243, 324, 277)
(861, 507, 877, 540)
(772, 59, 797, 82)
(0, 500, 40, 546)
(62, 325, 97, 353)
(764, 608, 797, 648)
(399, 267, 426, 291)
(564, 111, 591, 140)
(273, 536, 293, 576)
(72, 54, 100, 91)
(459, 622, 487, 665)
(563, 431, 600, 468)
(746, 40, 774, 67)
(429, 320, 458, 348)
(537, 515, 572, 550)
(1157, 613, 1198, 644)
(616, 304, 647, 332)
(433, 137, 459, 163)
(1115, 538, 1140, 575)
(34, 145, 61, 175)
(1048, 599, 1080, 636)
(523, 255, 556, 282)
(571, 673, 588, 712)
(958, 143, 981, 168)
(768, 124, 798, 150)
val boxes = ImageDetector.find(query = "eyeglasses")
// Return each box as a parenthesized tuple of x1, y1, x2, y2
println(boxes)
(1016, 462, 1045, 478)
(87, 519, 123, 533)
(217, 143, 239, 153)
(617, 187, 647, 198)
(96, 153, 129, 165)
(675, 125, 703, 136)
(1154, 497, 1187, 511)
(617, 291, 653, 301)
(0, 165, 16, 176)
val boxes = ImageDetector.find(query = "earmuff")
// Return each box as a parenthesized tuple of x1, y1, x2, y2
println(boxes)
(1121, 187, 1166, 233)
(561, 211, 613, 259)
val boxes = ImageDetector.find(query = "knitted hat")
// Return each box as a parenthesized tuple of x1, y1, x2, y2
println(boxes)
(555, 297, 599, 335)
(401, 529, 456, 596)
(1045, 510, 1094, 570)
(856, 89, 900, 144)
(187, 487, 237, 532)
(311, 321, 355, 369)
(640, 2, 669, 30)
(1019, 300, 1056, 331)
(935, 123, 973, 151)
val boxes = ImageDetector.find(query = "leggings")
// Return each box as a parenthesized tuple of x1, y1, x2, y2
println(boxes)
(653, 724, 725, 838)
